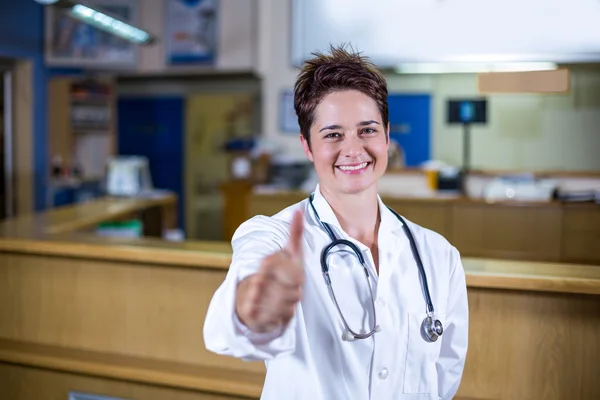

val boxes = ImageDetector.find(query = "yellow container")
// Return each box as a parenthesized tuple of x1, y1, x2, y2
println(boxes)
(425, 169, 439, 190)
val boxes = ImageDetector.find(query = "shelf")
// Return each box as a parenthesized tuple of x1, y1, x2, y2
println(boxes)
(0, 338, 263, 398)
(48, 77, 116, 184)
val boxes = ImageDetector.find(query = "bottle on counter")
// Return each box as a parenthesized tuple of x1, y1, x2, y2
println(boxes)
(51, 155, 64, 178)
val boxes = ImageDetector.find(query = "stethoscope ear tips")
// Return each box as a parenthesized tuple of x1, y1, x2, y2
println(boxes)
(374, 325, 382, 332)
(342, 331, 355, 341)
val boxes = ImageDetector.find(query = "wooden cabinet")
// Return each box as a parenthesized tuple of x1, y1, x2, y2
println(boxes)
(385, 199, 452, 239)
(221, 181, 254, 242)
(236, 191, 600, 265)
(561, 205, 600, 264)
(451, 203, 563, 262)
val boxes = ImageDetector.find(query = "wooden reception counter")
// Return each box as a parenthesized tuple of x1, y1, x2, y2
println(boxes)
(242, 189, 600, 265)
(0, 195, 599, 400)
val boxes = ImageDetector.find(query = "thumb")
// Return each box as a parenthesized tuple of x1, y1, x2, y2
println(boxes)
(286, 210, 304, 260)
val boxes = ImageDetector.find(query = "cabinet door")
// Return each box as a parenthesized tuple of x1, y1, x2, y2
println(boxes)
(117, 96, 184, 230)
(385, 199, 452, 239)
(388, 94, 431, 167)
(451, 203, 563, 262)
(562, 205, 600, 264)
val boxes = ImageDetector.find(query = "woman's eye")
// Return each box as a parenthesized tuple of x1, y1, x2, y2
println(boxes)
(325, 132, 341, 139)
(362, 128, 376, 134)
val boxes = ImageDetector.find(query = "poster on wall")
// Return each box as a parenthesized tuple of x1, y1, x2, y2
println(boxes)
(44, 0, 140, 68)
(165, 0, 218, 65)
(280, 90, 300, 134)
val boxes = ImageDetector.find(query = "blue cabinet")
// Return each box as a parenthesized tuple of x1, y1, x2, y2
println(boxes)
(117, 96, 185, 230)
(387, 94, 432, 167)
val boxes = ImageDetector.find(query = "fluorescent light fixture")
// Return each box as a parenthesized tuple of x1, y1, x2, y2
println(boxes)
(395, 62, 558, 74)
(66, 3, 153, 44)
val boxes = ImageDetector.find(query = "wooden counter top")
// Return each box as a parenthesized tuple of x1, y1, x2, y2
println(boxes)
(463, 258, 600, 295)
(0, 193, 177, 238)
(1, 194, 599, 294)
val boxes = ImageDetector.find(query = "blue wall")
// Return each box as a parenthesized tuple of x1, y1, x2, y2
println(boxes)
(0, 0, 83, 210)
(0, 0, 47, 210)
(117, 97, 186, 231)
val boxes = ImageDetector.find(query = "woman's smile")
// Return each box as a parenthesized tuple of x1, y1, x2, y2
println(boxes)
(335, 161, 372, 174)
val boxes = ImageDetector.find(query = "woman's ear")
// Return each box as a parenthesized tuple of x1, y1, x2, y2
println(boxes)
(300, 133, 314, 162)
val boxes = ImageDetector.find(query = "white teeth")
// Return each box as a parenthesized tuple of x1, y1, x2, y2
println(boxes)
(338, 162, 368, 171)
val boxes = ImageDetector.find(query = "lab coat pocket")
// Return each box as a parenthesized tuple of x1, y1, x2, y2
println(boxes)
(403, 311, 445, 394)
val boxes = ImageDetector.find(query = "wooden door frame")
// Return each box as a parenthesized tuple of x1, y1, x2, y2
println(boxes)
(12, 59, 34, 215)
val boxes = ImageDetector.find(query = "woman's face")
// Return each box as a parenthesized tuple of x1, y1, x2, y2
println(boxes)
(301, 90, 389, 195)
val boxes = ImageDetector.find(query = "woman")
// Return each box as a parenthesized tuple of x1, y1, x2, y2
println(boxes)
(204, 46, 469, 400)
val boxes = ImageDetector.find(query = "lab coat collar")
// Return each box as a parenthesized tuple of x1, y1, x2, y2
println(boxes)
(308, 184, 405, 240)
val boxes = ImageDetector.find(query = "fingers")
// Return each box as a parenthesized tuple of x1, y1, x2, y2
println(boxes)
(240, 271, 301, 332)
(236, 211, 305, 333)
(254, 265, 303, 299)
(261, 251, 304, 288)
(285, 210, 304, 260)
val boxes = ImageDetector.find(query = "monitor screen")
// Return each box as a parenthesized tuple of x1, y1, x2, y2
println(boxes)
(447, 98, 487, 124)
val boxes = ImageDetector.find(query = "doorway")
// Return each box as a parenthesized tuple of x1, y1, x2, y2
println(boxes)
(0, 59, 14, 220)
(388, 94, 432, 167)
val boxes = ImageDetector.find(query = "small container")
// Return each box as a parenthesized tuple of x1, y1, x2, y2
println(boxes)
(425, 169, 439, 191)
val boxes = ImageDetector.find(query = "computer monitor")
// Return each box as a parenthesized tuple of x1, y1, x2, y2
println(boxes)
(447, 98, 487, 124)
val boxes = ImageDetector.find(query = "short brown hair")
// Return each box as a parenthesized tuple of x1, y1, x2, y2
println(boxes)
(293, 44, 389, 147)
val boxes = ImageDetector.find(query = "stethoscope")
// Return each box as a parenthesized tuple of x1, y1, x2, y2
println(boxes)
(308, 193, 443, 343)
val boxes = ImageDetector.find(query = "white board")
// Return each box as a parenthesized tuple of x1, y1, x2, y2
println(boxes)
(291, 0, 600, 67)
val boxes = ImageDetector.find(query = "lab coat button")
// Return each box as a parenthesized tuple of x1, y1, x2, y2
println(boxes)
(378, 368, 388, 379)
(376, 297, 385, 306)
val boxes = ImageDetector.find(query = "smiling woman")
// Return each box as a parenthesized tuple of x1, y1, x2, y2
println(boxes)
(203, 45, 469, 400)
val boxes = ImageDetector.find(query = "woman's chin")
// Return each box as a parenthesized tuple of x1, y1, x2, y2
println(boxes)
(336, 178, 378, 195)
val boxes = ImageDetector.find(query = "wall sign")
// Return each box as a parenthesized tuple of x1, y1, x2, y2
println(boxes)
(165, 0, 218, 65)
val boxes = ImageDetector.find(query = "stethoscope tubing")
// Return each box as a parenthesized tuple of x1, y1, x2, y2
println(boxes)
(309, 194, 435, 313)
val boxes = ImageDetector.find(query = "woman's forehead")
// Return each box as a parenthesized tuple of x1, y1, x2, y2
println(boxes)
(314, 91, 381, 125)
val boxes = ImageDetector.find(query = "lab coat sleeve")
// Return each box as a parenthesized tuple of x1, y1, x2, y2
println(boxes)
(437, 246, 469, 400)
(203, 216, 298, 361)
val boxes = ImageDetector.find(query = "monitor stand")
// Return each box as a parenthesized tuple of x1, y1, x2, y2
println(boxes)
(462, 122, 471, 173)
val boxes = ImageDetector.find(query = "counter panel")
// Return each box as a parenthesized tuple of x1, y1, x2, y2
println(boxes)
(0, 195, 598, 399)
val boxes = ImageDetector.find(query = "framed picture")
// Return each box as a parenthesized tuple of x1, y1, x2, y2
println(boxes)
(44, 0, 140, 68)
(165, 0, 218, 65)
(279, 89, 300, 134)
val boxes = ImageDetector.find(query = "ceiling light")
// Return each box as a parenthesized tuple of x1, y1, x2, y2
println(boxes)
(395, 62, 558, 74)
(66, 3, 154, 44)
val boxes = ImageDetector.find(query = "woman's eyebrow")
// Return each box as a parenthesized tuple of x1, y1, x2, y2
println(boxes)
(357, 120, 380, 126)
(319, 124, 342, 132)
(319, 120, 380, 132)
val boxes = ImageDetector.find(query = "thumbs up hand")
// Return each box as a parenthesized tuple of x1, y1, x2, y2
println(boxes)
(235, 211, 305, 334)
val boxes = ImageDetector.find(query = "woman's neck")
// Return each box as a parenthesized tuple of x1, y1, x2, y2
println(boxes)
(320, 185, 381, 246)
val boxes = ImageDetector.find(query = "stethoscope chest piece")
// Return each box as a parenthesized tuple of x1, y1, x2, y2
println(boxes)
(422, 314, 444, 342)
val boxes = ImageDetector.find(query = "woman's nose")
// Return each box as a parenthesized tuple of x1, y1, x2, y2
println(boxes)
(341, 135, 365, 157)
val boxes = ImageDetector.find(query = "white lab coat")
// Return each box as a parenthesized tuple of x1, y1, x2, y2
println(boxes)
(204, 185, 469, 400)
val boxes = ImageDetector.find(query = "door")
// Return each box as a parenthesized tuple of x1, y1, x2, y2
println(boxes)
(0, 65, 14, 220)
(185, 92, 256, 240)
(387, 94, 432, 167)
(117, 96, 185, 230)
